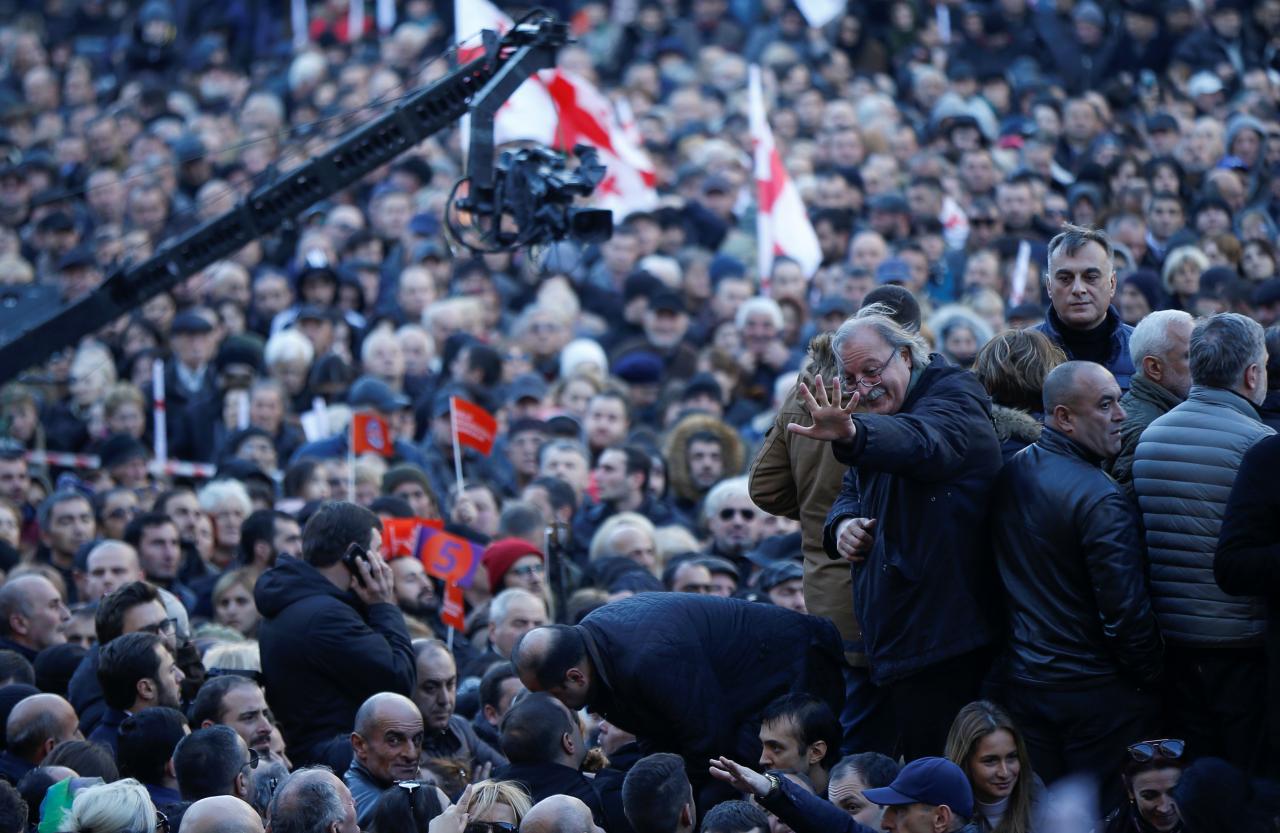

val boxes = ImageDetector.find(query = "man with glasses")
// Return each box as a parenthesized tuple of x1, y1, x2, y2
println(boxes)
(700, 477, 763, 582)
(173, 724, 256, 805)
(793, 303, 1001, 761)
(93, 631, 185, 753)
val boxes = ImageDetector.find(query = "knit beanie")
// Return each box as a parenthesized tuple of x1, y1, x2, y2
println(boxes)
(481, 538, 543, 589)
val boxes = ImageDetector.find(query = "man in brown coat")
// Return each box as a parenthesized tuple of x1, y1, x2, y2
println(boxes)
(748, 333, 891, 755)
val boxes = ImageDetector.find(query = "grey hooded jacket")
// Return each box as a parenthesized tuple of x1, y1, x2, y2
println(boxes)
(1133, 386, 1274, 645)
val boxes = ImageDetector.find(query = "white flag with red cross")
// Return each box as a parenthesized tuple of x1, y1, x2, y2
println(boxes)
(749, 64, 822, 278)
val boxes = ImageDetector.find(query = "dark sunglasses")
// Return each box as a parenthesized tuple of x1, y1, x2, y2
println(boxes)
(969, 217, 998, 226)
(1127, 738, 1185, 762)
(466, 824, 517, 833)
(719, 508, 756, 521)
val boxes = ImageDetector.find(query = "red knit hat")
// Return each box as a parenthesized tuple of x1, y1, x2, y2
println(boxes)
(481, 538, 543, 589)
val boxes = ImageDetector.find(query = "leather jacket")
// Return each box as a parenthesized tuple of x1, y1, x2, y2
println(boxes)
(991, 427, 1163, 686)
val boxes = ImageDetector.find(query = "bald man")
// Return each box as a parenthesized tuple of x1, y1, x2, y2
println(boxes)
(180, 795, 264, 833)
(991, 361, 1161, 804)
(0, 694, 82, 783)
(269, 768, 359, 833)
(82, 541, 144, 601)
(522, 795, 606, 833)
(0, 575, 69, 661)
(345, 692, 424, 826)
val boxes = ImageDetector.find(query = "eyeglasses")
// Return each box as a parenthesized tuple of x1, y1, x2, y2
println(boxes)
(241, 748, 260, 773)
(844, 349, 900, 389)
(106, 506, 140, 520)
(465, 823, 518, 833)
(968, 217, 998, 227)
(1127, 738, 1185, 763)
(156, 809, 170, 833)
(718, 508, 756, 521)
(509, 563, 545, 577)
(137, 618, 176, 636)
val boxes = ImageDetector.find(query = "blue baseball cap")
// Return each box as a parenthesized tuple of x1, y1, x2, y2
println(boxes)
(862, 757, 974, 820)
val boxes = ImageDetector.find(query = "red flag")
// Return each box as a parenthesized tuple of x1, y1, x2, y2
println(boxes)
(351, 412, 393, 457)
(450, 396, 498, 456)
(414, 526, 484, 587)
(441, 581, 465, 630)
(382, 517, 443, 559)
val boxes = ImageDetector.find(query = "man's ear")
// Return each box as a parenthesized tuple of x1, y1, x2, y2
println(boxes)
(351, 732, 367, 760)
(254, 540, 272, 565)
(1142, 354, 1164, 383)
(680, 801, 695, 829)
(201, 718, 216, 730)
(1052, 403, 1072, 432)
(806, 741, 826, 768)
(137, 677, 157, 704)
(8, 613, 27, 638)
(934, 805, 955, 833)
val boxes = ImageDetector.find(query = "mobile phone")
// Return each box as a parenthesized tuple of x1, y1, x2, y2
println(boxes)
(342, 544, 370, 587)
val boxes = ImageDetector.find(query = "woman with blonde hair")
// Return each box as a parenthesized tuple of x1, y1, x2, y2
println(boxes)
(67, 778, 158, 833)
(972, 330, 1067, 461)
(1160, 245, 1209, 311)
(213, 569, 261, 637)
(944, 701, 1043, 833)
(454, 780, 532, 829)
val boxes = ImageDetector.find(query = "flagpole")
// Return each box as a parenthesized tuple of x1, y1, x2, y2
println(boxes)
(347, 415, 356, 502)
(449, 399, 466, 496)
(447, 623, 455, 653)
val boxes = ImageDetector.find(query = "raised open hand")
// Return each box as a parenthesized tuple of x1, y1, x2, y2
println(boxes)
(786, 374, 859, 442)
(708, 756, 772, 797)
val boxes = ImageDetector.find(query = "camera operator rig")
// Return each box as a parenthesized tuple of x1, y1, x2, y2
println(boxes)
(0, 16, 612, 383)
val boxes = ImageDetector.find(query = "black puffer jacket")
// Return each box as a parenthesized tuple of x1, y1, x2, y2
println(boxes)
(255, 559, 416, 767)
(992, 427, 1163, 686)
(577, 594, 844, 772)
(823, 356, 1003, 684)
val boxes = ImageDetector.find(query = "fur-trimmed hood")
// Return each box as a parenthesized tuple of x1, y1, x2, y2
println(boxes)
(991, 403, 1043, 445)
(664, 412, 747, 503)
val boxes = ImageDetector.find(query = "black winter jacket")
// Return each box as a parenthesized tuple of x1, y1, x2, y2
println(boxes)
(823, 356, 1002, 684)
(992, 428, 1163, 687)
(576, 594, 844, 773)
(1215, 434, 1280, 755)
(255, 559, 416, 766)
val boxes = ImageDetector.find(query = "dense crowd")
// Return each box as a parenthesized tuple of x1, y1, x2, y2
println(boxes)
(0, 0, 1279, 832)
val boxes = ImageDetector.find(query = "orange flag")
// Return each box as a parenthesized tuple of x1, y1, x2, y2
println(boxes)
(441, 581, 465, 630)
(382, 517, 443, 558)
(450, 396, 498, 455)
(351, 412, 393, 456)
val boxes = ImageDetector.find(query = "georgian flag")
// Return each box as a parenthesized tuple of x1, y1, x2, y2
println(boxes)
(749, 65, 822, 277)
(454, 0, 657, 215)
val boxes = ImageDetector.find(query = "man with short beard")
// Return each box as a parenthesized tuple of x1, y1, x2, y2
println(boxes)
(94, 631, 185, 753)
(413, 640, 506, 775)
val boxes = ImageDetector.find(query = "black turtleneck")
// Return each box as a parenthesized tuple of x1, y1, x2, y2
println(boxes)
(1055, 308, 1116, 366)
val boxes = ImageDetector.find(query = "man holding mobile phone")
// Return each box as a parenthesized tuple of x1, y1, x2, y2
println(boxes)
(256, 501, 416, 772)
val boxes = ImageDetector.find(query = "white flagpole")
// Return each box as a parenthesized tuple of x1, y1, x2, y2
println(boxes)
(152, 361, 168, 466)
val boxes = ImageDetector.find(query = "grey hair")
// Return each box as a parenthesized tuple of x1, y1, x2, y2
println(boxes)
(267, 767, 347, 833)
(1129, 310, 1193, 369)
(1046, 224, 1115, 276)
(490, 588, 545, 628)
(734, 297, 784, 331)
(831, 303, 930, 376)
(701, 476, 753, 524)
(1190, 313, 1267, 389)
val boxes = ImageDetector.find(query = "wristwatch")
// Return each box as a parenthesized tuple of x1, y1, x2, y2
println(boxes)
(762, 773, 781, 799)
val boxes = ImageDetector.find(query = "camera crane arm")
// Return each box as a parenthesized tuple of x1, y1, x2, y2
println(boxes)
(0, 18, 569, 385)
